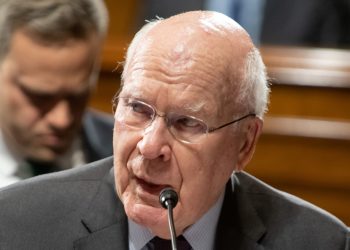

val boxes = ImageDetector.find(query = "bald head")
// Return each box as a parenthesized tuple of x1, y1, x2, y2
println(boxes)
(124, 11, 252, 77)
(122, 10, 268, 118)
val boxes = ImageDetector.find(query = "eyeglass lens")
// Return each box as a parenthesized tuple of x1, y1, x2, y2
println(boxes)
(115, 97, 208, 143)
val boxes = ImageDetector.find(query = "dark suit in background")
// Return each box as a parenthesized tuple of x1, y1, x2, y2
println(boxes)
(0, 157, 348, 249)
(81, 110, 114, 163)
(136, 0, 204, 29)
(261, 0, 350, 47)
(137, 0, 350, 47)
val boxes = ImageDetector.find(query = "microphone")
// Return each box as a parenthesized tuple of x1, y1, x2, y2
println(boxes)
(159, 188, 178, 250)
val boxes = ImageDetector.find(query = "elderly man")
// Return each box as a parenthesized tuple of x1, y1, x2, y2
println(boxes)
(0, 0, 113, 187)
(0, 11, 349, 249)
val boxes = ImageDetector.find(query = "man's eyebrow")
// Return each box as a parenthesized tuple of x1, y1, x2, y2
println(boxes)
(118, 92, 213, 116)
(14, 80, 53, 96)
(175, 101, 213, 117)
(182, 101, 206, 113)
(15, 79, 90, 96)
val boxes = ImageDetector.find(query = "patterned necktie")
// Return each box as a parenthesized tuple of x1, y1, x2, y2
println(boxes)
(147, 235, 192, 250)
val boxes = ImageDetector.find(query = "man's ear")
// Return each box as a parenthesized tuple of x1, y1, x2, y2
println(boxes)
(235, 117, 263, 172)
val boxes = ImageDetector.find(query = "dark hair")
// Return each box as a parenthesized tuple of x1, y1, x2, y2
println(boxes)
(0, 0, 108, 61)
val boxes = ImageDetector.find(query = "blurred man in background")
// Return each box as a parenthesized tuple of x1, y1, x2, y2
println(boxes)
(0, 0, 113, 187)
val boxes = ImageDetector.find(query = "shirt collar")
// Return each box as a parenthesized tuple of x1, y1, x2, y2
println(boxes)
(128, 219, 153, 250)
(128, 190, 225, 250)
(0, 130, 23, 187)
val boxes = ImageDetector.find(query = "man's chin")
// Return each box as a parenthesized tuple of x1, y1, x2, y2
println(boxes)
(125, 198, 168, 226)
(25, 147, 66, 163)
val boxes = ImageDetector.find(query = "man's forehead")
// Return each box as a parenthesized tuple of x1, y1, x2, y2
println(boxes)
(120, 77, 223, 120)
(123, 49, 238, 109)
(125, 28, 234, 84)
(127, 12, 251, 76)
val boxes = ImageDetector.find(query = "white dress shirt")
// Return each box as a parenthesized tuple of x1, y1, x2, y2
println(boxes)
(0, 131, 25, 187)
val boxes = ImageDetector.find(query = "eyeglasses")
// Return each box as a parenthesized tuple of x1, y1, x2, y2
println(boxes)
(113, 97, 255, 144)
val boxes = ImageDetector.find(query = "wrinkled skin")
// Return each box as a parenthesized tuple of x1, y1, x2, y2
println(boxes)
(0, 30, 100, 162)
(113, 11, 262, 238)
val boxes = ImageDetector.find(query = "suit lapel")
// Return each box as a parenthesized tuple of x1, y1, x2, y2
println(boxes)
(214, 176, 266, 250)
(73, 223, 128, 250)
(74, 167, 128, 250)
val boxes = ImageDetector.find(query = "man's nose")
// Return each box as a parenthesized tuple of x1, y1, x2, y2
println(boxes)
(137, 117, 172, 161)
(46, 100, 73, 129)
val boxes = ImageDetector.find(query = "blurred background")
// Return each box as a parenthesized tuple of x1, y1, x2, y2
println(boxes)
(89, 0, 350, 225)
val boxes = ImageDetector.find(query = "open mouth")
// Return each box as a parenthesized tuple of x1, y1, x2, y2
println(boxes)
(136, 177, 169, 196)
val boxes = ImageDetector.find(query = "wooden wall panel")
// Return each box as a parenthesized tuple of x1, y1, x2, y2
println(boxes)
(269, 85, 350, 120)
(248, 46, 350, 225)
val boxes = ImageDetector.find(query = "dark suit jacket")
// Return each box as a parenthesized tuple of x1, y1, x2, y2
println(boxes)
(137, 0, 350, 47)
(0, 157, 349, 249)
(82, 110, 114, 162)
(260, 0, 350, 47)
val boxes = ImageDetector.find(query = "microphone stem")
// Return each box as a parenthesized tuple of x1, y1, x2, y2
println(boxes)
(167, 202, 177, 250)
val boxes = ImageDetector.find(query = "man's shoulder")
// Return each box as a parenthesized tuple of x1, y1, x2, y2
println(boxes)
(233, 172, 349, 249)
(0, 156, 114, 201)
(82, 109, 114, 145)
(0, 157, 116, 248)
(235, 171, 348, 228)
(0, 157, 113, 219)
(83, 109, 114, 130)
(81, 109, 114, 160)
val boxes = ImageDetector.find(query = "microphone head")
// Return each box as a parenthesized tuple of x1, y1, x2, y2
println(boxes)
(159, 188, 178, 209)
